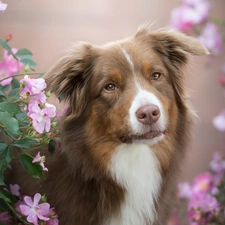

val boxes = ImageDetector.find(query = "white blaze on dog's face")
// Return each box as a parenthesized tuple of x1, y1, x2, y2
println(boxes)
(121, 48, 166, 145)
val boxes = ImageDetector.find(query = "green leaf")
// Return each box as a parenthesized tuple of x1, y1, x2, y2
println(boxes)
(0, 112, 20, 136)
(0, 221, 6, 225)
(15, 48, 33, 59)
(0, 198, 10, 211)
(8, 88, 20, 98)
(19, 154, 44, 178)
(0, 39, 17, 60)
(11, 78, 20, 89)
(12, 138, 39, 148)
(0, 102, 21, 115)
(0, 145, 12, 172)
(0, 189, 10, 202)
(0, 85, 10, 92)
(0, 90, 6, 97)
(20, 58, 37, 67)
(0, 173, 6, 186)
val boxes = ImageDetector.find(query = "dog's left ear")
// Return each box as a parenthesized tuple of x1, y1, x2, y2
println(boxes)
(44, 42, 95, 118)
(135, 27, 209, 68)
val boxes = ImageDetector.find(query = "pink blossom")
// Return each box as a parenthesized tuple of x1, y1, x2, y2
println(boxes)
(178, 182, 192, 199)
(28, 101, 56, 134)
(20, 193, 50, 225)
(32, 152, 48, 171)
(188, 193, 220, 223)
(0, 0, 7, 12)
(209, 152, 225, 175)
(198, 22, 223, 55)
(20, 75, 47, 96)
(191, 172, 213, 194)
(9, 184, 20, 197)
(169, 0, 210, 32)
(213, 110, 225, 132)
(0, 49, 23, 86)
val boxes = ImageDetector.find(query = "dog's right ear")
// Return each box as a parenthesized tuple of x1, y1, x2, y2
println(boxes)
(44, 42, 94, 118)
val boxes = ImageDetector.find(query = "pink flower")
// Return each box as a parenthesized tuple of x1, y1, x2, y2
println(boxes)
(218, 76, 225, 85)
(32, 152, 48, 171)
(198, 22, 223, 55)
(213, 110, 225, 132)
(178, 182, 192, 199)
(9, 184, 20, 197)
(0, 0, 7, 12)
(191, 172, 213, 194)
(28, 101, 56, 134)
(169, 0, 210, 32)
(20, 75, 47, 96)
(209, 152, 225, 175)
(188, 193, 220, 223)
(20, 193, 50, 225)
(0, 49, 23, 86)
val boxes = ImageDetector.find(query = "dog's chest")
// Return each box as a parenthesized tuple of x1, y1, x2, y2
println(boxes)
(107, 144, 162, 225)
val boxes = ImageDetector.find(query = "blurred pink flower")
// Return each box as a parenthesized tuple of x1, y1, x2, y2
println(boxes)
(198, 22, 223, 55)
(20, 75, 47, 96)
(0, 212, 13, 224)
(188, 193, 220, 223)
(0, 0, 7, 12)
(169, 0, 210, 32)
(9, 184, 20, 197)
(0, 49, 23, 86)
(47, 208, 59, 225)
(178, 182, 192, 199)
(20, 193, 50, 225)
(32, 152, 48, 171)
(213, 110, 225, 132)
(191, 172, 213, 194)
(209, 152, 225, 175)
(28, 101, 56, 133)
(29, 92, 47, 104)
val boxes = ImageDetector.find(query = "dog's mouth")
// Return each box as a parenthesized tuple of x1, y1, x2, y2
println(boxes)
(119, 130, 166, 144)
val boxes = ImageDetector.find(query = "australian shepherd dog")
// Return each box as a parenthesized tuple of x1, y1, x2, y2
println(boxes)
(10, 25, 208, 225)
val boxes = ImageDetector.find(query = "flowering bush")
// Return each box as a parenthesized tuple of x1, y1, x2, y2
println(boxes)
(168, 0, 225, 224)
(0, 16, 59, 225)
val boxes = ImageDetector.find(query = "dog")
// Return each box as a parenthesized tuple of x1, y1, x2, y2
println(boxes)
(9, 25, 208, 225)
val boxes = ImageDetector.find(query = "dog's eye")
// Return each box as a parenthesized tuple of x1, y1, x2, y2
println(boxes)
(151, 72, 161, 80)
(104, 83, 118, 92)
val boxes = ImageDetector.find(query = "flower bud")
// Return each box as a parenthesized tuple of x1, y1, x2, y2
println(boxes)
(24, 65, 30, 73)
(46, 91, 51, 99)
(51, 122, 58, 128)
(218, 76, 225, 85)
(40, 194, 47, 203)
(5, 33, 12, 42)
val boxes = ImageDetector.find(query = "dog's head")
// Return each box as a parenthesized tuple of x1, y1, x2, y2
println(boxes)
(45, 26, 208, 147)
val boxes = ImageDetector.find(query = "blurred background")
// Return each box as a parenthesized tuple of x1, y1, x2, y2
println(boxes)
(0, 0, 225, 182)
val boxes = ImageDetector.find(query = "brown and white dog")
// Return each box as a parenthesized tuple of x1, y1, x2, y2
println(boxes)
(10, 25, 208, 225)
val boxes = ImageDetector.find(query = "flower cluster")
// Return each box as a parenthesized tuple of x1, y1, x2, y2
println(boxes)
(0, 184, 58, 225)
(0, 31, 60, 224)
(0, 48, 23, 86)
(170, 0, 223, 56)
(20, 75, 56, 134)
(168, 152, 225, 225)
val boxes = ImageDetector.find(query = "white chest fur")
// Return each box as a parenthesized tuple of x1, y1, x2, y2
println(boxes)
(107, 143, 162, 225)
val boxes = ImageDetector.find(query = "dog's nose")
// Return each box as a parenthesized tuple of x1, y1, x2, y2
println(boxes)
(136, 104, 160, 125)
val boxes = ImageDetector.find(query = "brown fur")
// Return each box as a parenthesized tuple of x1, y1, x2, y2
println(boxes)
(7, 25, 208, 225)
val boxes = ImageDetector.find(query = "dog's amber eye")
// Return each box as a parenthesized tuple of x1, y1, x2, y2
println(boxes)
(151, 72, 161, 80)
(104, 83, 118, 92)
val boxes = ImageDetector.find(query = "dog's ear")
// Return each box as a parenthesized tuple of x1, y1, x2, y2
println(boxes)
(44, 42, 94, 118)
(135, 26, 209, 68)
